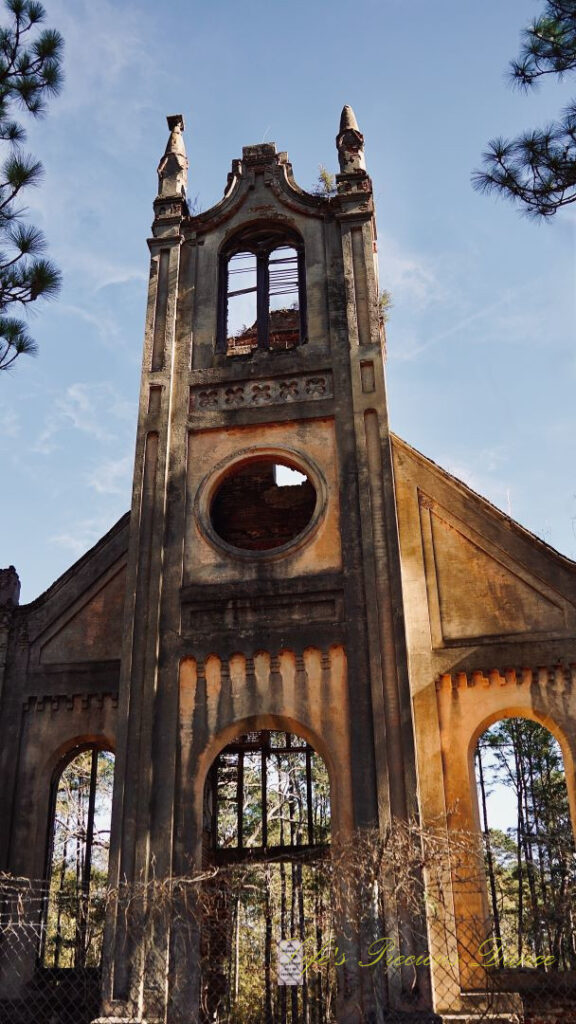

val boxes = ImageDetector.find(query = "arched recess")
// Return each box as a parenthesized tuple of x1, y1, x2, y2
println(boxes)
(473, 713, 576, 971)
(435, 677, 576, 990)
(178, 647, 353, 863)
(42, 743, 115, 968)
(199, 719, 332, 1023)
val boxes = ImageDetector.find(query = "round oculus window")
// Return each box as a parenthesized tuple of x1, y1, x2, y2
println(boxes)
(209, 458, 317, 552)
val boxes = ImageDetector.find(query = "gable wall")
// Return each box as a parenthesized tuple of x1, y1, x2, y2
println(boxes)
(392, 434, 576, 996)
(0, 515, 129, 874)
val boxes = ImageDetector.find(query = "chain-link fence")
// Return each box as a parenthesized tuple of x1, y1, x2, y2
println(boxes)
(2, 825, 576, 1023)
(0, 876, 101, 1024)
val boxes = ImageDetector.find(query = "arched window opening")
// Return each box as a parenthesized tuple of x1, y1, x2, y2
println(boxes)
(43, 747, 114, 968)
(201, 730, 332, 1022)
(207, 729, 330, 861)
(218, 227, 306, 356)
(475, 718, 576, 971)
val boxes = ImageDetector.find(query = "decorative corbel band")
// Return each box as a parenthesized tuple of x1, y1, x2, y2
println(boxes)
(436, 665, 576, 695)
(23, 692, 119, 713)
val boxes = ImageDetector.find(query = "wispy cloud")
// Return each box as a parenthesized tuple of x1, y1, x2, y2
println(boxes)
(0, 407, 20, 447)
(55, 295, 144, 353)
(378, 236, 448, 311)
(440, 445, 512, 516)
(50, 515, 118, 558)
(87, 454, 133, 495)
(395, 292, 516, 361)
(55, 303, 124, 345)
(390, 267, 557, 363)
(46, 0, 156, 145)
(66, 254, 148, 293)
(34, 381, 135, 454)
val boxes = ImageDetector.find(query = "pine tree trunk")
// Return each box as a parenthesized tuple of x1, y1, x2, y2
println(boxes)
(476, 744, 503, 960)
(265, 864, 274, 1024)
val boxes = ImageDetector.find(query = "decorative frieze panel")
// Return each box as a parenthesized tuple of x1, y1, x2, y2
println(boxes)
(23, 692, 118, 713)
(156, 201, 183, 218)
(182, 589, 343, 635)
(437, 665, 576, 694)
(190, 371, 333, 412)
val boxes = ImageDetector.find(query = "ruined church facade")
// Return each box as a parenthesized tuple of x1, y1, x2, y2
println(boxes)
(1, 109, 576, 1024)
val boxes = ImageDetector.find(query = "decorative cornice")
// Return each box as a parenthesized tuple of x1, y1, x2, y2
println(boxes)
(183, 144, 327, 238)
(23, 692, 118, 713)
(437, 665, 576, 694)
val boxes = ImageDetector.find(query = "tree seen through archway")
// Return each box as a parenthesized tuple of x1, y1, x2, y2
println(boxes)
(475, 718, 576, 969)
(203, 729, 333, 1023)
(43, 747, 114, 968)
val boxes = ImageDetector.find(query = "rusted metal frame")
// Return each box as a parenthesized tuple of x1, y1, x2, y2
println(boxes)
(256, 249, 270, 350)
(306, 745, 314, 846)
(214, 733, 319, 856)
(216, 252, 229, 354)
(214, 843, 328, 866)
(297, 247, 307, 343)
(219, 236, 305, 353)
(261, 739, 268, 849)
(211, 758, 219, 850)
(227, 285, 257, 298)
(225, 741, 308, 755)
(82, 749, 99, 895)
(76, 749, 98, 966)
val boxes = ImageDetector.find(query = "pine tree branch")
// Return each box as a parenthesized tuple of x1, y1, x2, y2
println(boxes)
(0, 0, 62, 371)
(476, 0, 576, 217)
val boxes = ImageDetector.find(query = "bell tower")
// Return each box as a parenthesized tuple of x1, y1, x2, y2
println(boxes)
(100, 107, 432, 1024)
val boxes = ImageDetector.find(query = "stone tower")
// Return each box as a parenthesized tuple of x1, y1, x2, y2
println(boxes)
(100, 108, 428, 1022)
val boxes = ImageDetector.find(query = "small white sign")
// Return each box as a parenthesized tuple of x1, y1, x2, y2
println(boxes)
(277, 938, 303, 985)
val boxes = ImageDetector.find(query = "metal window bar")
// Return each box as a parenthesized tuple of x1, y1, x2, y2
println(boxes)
(75, 750, 98, 967)
(227, 251, 258, 299)
(212, 731, 324, 857)
(224, 247, 301, 352)
(269, 249, 299, 310)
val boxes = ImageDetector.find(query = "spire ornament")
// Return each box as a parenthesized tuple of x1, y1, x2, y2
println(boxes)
(157, 114, 188, 199)
(336, 104, 366, 174)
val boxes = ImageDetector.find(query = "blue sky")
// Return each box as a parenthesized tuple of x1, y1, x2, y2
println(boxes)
(1, 0, 575, 605)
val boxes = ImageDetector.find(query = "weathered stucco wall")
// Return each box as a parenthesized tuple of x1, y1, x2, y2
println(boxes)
(184, 419, 342, 584)
(0, 514, 127, 874)
(392, 433, 576, 998)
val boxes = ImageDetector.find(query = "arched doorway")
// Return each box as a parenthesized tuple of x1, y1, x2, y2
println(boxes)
(474, 716, 576, 970)
(201, 728, 333, 1023)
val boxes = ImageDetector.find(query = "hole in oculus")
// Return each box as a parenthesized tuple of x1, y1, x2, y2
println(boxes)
(210, 459, 316, 551)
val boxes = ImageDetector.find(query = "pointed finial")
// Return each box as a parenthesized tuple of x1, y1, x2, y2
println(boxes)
(157, 114, 188, 198)
(339, 104, 359, 133)
(336, 104, 366, 174)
